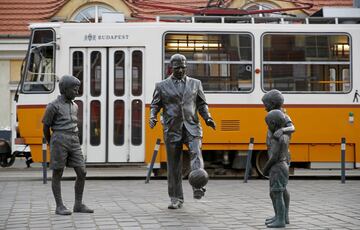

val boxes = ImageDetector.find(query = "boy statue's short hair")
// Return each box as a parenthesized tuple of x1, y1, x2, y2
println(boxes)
(59, 75, 80, 94)
(262, 89, 284, 110)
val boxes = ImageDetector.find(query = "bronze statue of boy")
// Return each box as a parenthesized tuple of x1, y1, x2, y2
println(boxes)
(263, 109, 291, 228)
(262, 89, 294, 226)
(42, 75, 93, 215)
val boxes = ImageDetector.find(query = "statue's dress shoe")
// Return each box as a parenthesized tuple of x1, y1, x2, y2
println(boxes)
(168, 201, 183, 209)
(55, 206, 72, 215)
(266, 216, 289, 225)
(266, 219, 285, 228)
(73, 204, 94, 213)
(193, 188, 206, 199)
(285, 212, 289, 224)
(265, 216, 276, 225)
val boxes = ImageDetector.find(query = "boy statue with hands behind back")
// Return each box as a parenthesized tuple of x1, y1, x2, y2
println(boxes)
(42, 75, 93, 215)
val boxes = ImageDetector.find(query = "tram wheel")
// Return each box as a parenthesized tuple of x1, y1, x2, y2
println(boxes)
(0, 139, 14, 168)
(152, 168, 166, 177)
(0, 153, 15, 168)
(255, 151, 269, 178)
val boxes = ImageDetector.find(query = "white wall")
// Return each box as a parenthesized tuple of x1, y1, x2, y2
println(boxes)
(0, 38, 28, 134)
(0, 60, 10, 129)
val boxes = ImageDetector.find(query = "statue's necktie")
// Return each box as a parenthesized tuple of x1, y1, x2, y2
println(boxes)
(175, 80, 185, 97)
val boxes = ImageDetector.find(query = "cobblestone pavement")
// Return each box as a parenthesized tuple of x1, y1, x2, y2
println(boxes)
(0, 178, 359, 230)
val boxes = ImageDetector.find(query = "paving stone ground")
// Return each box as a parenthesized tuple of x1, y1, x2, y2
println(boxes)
(0, 178, 359, 230)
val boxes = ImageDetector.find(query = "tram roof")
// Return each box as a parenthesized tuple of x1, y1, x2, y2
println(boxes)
(29, 15, 360, 30)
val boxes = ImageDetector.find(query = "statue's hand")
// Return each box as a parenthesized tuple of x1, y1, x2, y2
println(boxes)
(262, 164, 270, 176)
(263, 169, 269, 177)
(273, 129, 284, 139)
(279, 134, 290, 144)
(149, 118, 157, 129)
(206, 118, 216, 130)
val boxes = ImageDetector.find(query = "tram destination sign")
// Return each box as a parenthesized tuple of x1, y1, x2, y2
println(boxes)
(84, 33, 129, 41)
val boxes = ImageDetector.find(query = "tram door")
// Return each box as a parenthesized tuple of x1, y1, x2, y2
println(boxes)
(70, 48, 145, 163)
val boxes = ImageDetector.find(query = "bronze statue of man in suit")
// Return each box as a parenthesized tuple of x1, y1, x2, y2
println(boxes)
(149, 54, 216, 209)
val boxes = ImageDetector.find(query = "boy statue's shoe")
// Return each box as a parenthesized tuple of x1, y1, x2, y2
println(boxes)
(193, 188, 206, 199)
(55, 206, 72, 215)
(266, 219, 286, 228)
(168, 201, 183, 209)
(73, 204, 94, 213)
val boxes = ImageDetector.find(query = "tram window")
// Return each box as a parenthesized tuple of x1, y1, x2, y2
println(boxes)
(90, 100, 101, 146)
(342, 68, 350, 92)
(114, 100, 124, 146)
(72, 51, 84, 96)
(22, 46, 55, 92)
(329, 68, 336, 92)
(262, 33, 351, 93)
(132, 51, 143, 96)
(114, 51, 125, 96)
(90, 51, 102, 96)
(22, 29, 55, 93)
(74, 100, 83, 145)
(33, 30, 54, 44)
(164, 33, 253, 93)
(131, 99, 142, 146)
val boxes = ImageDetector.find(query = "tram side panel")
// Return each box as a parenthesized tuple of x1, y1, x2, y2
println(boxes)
(145, 104, 360, 170)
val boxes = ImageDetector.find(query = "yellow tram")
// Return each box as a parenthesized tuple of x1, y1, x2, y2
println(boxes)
(14, 16, 360, 175)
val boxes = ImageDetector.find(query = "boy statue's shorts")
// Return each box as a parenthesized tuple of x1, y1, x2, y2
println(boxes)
(269, 161, 289, 192)
(50, 131, 85, 169)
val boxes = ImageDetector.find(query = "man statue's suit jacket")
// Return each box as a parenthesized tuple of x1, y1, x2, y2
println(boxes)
(150, 75, 212, 143)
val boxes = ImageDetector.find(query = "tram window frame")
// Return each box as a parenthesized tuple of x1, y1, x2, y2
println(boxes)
(163, 32, 254, 94)
(74, 100, 84, 145)
(90, 51, 102, 97)
(72, 51, 84, 96)
(114, 50, 125, 96)
(113, 100, 125, 146)
(131, 50, 143, 96)
(90, 100, 101, 146)
(21, 28, 56, 94)
(261, 32, 352, 94)
(131, 99, 142, 146)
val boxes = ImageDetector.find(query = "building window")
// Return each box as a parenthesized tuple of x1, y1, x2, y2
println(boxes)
(72, 4, 115, 23)
(243, 2, 279, 17)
